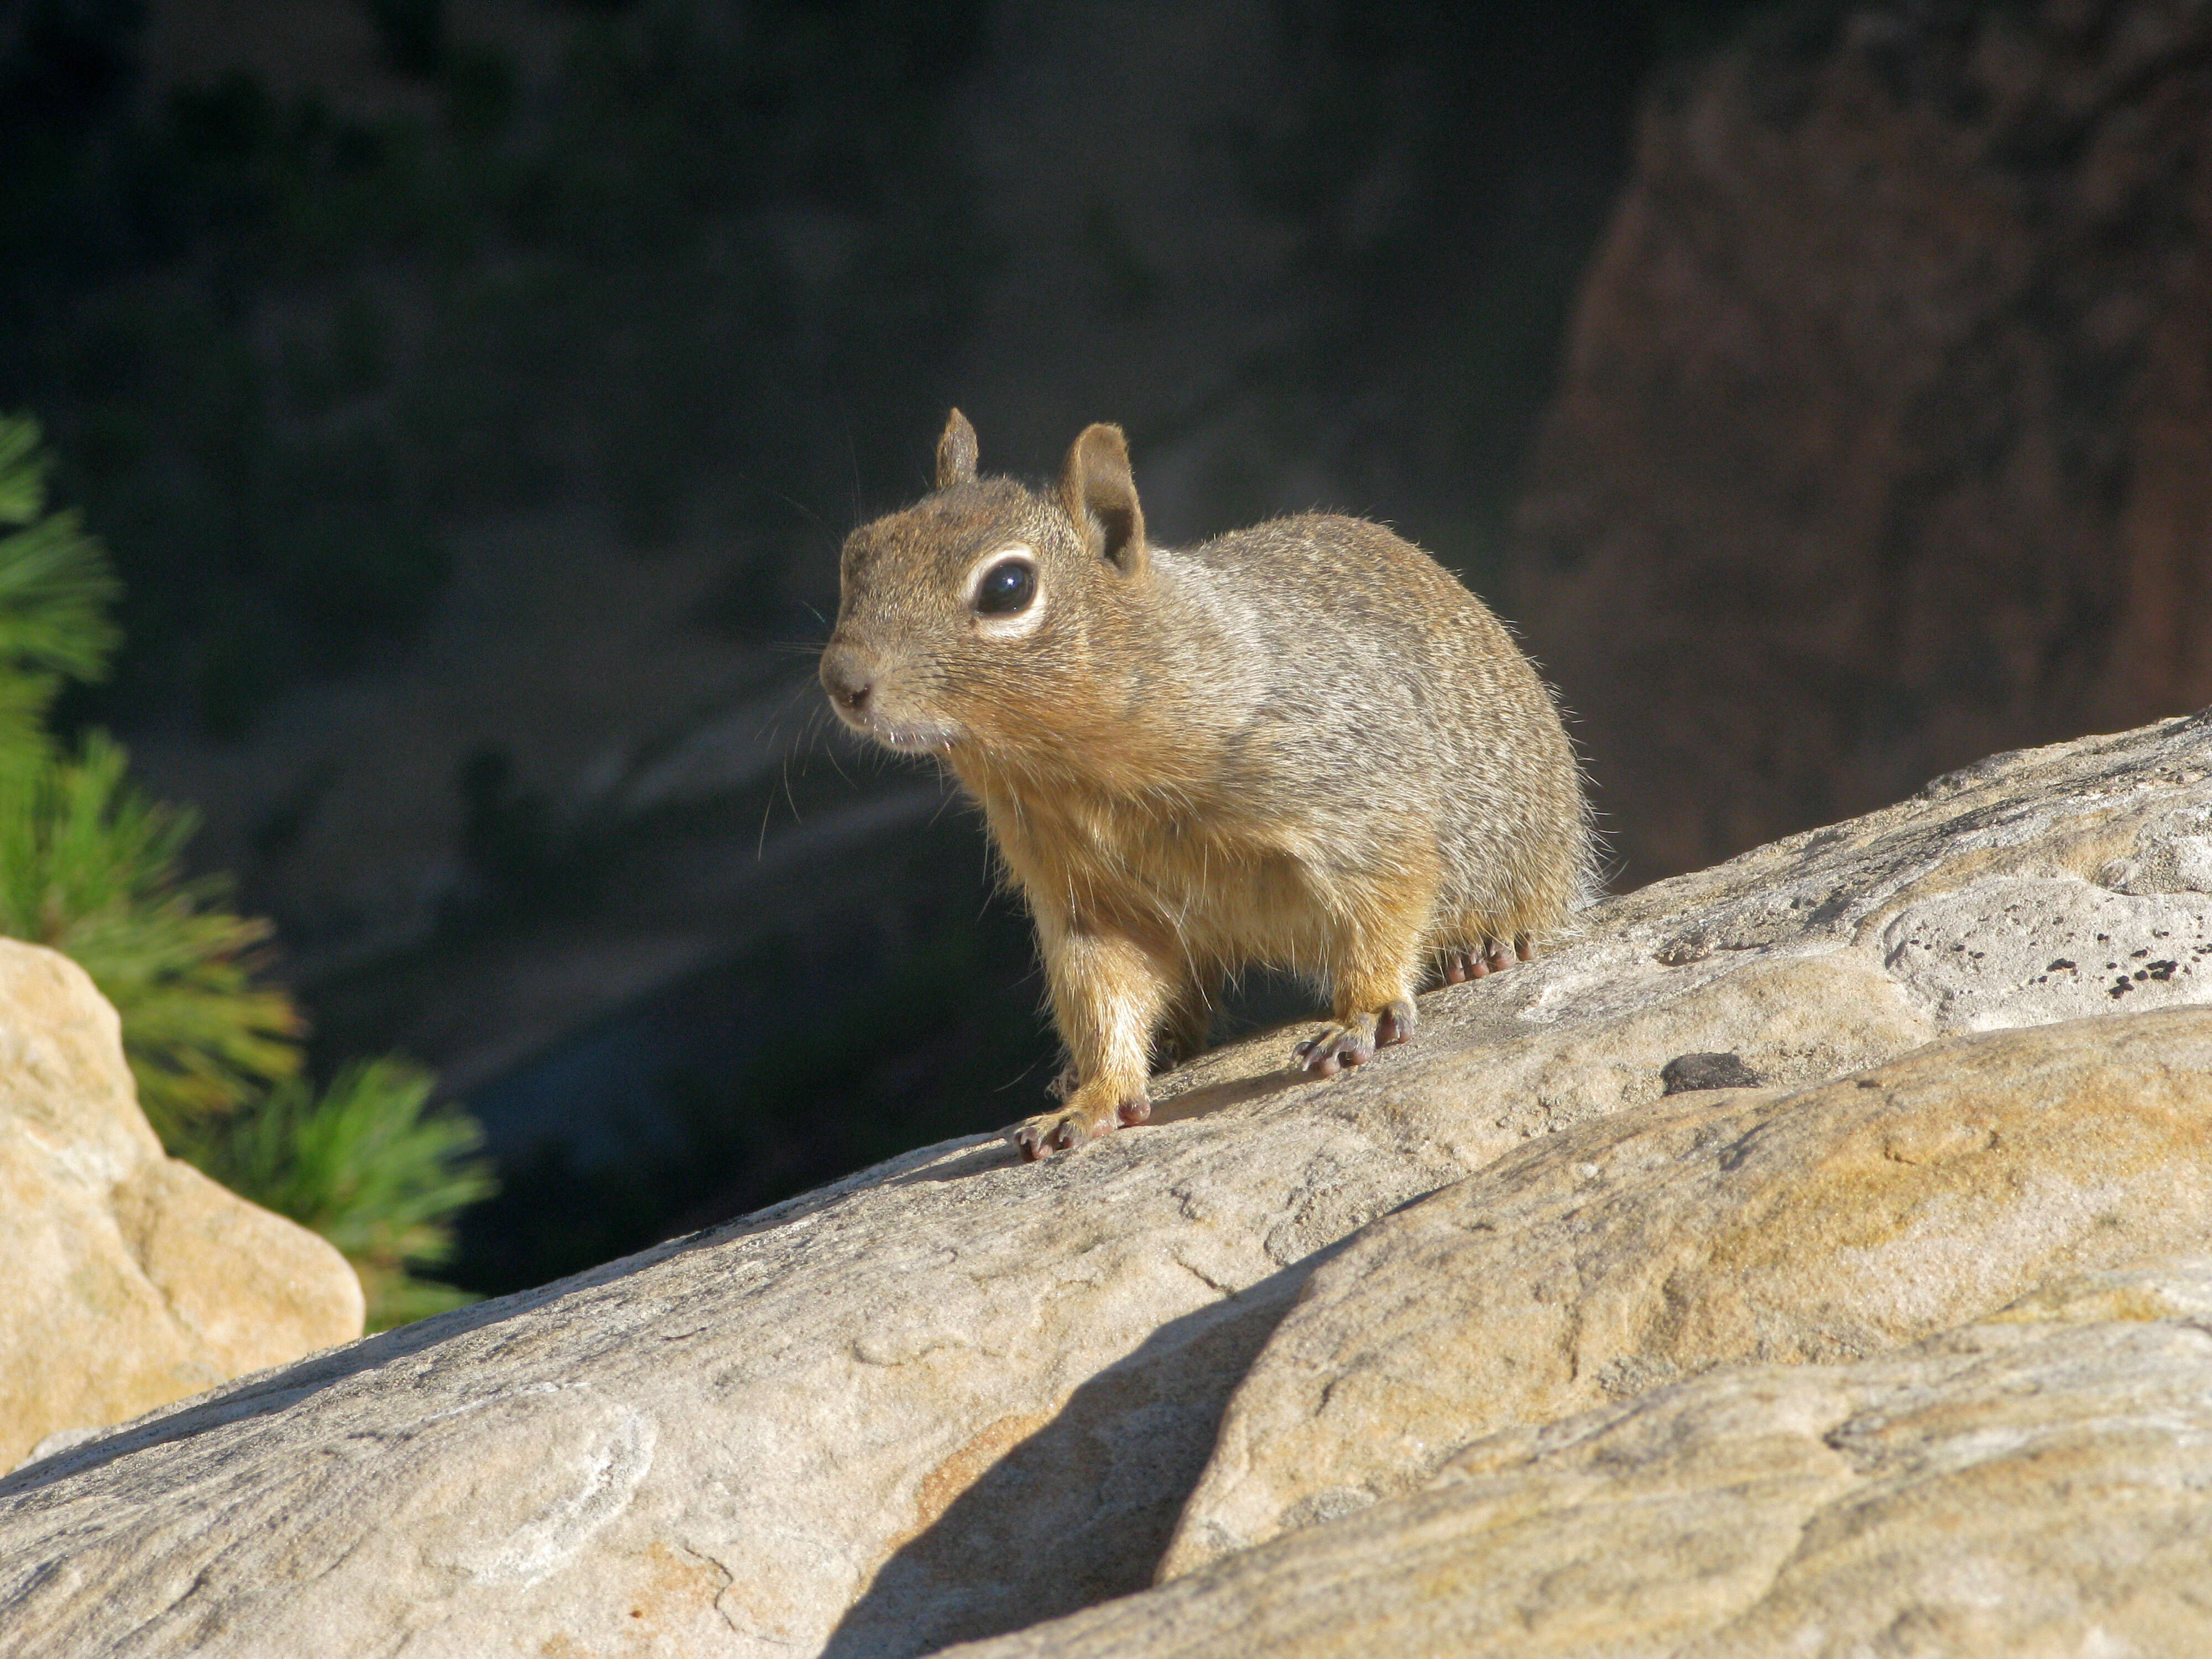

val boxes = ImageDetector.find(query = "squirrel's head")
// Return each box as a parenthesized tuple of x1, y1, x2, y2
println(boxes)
(820, 409, 1150, 758)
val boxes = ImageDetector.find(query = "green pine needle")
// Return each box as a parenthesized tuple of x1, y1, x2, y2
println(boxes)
(0, 733, 305, 1139)
(0, 414, 120, 749)
(0, 416, 50, 525)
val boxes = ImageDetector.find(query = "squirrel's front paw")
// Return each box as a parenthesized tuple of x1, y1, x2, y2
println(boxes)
(1296, 998, 1416, 1077)
(1010, 1088, 1151, 1162)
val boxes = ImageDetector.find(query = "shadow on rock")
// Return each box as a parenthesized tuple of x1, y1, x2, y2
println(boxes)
(1148, 1066, 1318, 1126)
(822, 1244, 1344, 1659)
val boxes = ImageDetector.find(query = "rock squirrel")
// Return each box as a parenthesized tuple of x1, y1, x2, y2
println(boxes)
(821, 411, 1593, 1160)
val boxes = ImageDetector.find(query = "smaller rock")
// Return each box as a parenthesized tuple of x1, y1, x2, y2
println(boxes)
(0, 941, 363, 1470)
(1657, 1050, 1762, 1093)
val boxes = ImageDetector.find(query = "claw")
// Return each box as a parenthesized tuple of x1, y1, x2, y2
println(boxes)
(1298, 1015, 1379, 1076)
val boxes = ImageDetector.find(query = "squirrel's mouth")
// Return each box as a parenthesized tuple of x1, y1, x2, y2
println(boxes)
(872, 721, 958, 754)
(830, 700, 959, 754)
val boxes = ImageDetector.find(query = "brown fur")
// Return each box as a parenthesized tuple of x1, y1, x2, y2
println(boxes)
(821, 411, 1593, 1159)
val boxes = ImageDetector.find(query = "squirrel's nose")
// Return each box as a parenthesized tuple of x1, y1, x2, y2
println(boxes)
(820, 644, 876, 715)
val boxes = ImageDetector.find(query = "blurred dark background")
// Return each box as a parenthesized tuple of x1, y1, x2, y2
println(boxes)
(6, 0, 2208, 1296)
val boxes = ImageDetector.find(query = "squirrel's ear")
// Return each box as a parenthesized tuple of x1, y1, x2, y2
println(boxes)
(1058, 422, 1147, 575)
(935, 409, 979, 489)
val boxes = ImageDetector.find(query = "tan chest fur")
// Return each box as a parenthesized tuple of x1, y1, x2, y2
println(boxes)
(956, 754, 1352, 976)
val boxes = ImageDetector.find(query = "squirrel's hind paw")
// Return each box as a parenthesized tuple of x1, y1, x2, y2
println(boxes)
(1441, 935, 1535, 984)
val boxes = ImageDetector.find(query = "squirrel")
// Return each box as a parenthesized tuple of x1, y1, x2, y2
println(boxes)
(820, 411, 1593, 1161)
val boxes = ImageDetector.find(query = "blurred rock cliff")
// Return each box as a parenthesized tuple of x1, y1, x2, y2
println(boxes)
(1514, 0, 2212, 883)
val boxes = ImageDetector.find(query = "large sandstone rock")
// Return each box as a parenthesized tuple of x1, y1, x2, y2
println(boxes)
(1514, 0, 2212, 884)
(1161, 1008, 2212, 1575)
(1, 712, 2209, 1656)
(945, 1258, 2212, 1659)
(0, 941, 364, 1471)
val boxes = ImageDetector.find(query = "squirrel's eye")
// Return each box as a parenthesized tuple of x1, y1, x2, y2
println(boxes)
(974, 557, 1037, 617)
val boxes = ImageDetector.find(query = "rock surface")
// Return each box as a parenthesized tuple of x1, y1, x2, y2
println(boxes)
(0, 941, 364, 1472)
(947, 1258, 2212, 1659)
(1514, 0, 2212, 885)
(2, 711, 2211, 1656)
(1161, 1008, 2212, 1575)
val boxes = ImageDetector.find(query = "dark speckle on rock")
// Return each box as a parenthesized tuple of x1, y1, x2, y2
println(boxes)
(1661, 1052, 1765, 1095)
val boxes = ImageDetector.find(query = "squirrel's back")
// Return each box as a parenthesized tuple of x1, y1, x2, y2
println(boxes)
(1158, 512, 1592, 937)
